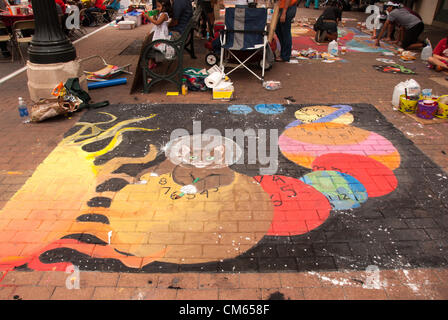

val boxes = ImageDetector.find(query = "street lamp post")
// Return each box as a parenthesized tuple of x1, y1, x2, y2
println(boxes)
(28, 0, 77, 64)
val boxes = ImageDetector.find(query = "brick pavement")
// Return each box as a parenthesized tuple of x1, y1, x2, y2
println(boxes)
(0, 7, 447, 300)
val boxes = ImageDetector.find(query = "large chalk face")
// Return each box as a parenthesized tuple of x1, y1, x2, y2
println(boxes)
(165, 134, 243, 169)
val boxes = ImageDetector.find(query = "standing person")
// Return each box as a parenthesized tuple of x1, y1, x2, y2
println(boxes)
(427, 36, 448, 72)
(146, 0, 173, 68)
(375, 1, 424, 50)
(168, 0, 193, 39)
(313, 0, 342, 43)
(198, 0, 214, 39)
(304, 0, 318, 9)
(275, 0, 298, 62)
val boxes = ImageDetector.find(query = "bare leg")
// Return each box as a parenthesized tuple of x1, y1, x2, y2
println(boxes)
(428, 56, 448, 71)
(405, 42, 424, 50)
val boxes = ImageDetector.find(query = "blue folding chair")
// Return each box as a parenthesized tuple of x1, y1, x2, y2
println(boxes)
(219, 6, 272, 82)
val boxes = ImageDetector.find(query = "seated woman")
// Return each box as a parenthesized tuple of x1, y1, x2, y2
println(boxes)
(313, 0, 342, 43)
(428, 36, 448, 72)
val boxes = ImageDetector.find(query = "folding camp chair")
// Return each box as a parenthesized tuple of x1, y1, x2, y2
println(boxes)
(81, 55, 132, 81)
(219, 6, 271, 82)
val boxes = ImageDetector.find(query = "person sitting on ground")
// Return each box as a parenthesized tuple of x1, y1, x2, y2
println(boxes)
(313, 0, 342, 43)
(428, 36, 448, 72)
(375, 1, 424, 50)
(168, 0, 193, 40)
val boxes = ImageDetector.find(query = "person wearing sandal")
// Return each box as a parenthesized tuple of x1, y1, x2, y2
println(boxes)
(275, 0, 298, 62)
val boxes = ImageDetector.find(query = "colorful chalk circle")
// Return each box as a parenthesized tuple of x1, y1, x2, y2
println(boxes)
(279, 122, 401, 170)
(228, 105, 253, 115)
(312, 153, 398, 197)
(254, 104, 285, 115)
(287, 105, 353, 128)
(300, 171, 368, 210)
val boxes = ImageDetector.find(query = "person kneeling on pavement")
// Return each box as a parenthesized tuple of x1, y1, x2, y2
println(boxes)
(375, 1, 425, 50)
(313, 0, 342, 43)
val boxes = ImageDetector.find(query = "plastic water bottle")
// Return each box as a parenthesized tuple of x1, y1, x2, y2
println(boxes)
(18, 97, 30, 123)
(328, 40, 338, 56)
(421, 44, 432, 61)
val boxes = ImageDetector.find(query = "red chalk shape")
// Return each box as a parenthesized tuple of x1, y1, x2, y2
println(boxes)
(254, 175, 332, 236)
(311, 153, 398, 198)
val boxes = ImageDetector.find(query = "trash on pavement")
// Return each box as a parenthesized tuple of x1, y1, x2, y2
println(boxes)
(263, 80, 281, 90)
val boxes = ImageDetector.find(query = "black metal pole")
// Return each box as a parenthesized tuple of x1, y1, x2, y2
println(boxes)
(28, 0, 77, 64)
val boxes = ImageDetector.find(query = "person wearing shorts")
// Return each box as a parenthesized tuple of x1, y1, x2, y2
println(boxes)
(375, 1, 424, 50)
(428, 37, 448, 72)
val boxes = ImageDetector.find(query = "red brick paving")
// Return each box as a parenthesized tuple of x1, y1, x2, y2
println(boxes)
(0, 7, 447, 300)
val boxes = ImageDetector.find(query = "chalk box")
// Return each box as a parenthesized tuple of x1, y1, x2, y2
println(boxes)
(118, 20, 136, 30)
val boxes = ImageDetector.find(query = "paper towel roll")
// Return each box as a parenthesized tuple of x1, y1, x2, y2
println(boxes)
(205, 71, 224, 88)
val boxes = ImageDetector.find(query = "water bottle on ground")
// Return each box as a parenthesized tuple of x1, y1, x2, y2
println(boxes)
(18, 97, 30, 123)
(328, 40, 338, 56)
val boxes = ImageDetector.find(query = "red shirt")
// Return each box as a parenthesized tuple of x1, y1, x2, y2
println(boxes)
(94, 0, 106, 10)
(434, 38, 448, 58)
(55, 0, 66, 14)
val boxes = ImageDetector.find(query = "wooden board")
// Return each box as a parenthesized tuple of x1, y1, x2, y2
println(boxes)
(403, 111, 448, 125)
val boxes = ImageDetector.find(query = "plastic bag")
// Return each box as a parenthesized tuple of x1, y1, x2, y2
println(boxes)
(263, 81, 281, 90)
(30, 97, 75, 122)
(392, 79, 421, 107)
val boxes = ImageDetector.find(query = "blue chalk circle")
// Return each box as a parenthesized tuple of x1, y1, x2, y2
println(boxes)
(254, 104, 285, 115)
(228, 105, 253, 115)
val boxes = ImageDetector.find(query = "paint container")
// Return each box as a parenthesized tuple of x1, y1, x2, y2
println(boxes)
(435, 95, 448, 119)
(416, 99, 438, 119)
(341, 46, 347, 54)
(421, 88, 432, 99)
(399, 94, 418, 114)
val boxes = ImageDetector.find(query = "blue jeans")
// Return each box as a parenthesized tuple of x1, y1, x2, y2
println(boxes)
(275, 5, 297, 62)
(305, 0, 319, 8)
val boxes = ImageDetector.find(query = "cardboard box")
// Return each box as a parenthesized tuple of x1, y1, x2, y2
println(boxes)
(213, 85, 234, 100)
(118, 20, 136, 30)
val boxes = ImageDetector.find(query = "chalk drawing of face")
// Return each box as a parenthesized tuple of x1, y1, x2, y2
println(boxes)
(165, 134, 243, 169)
